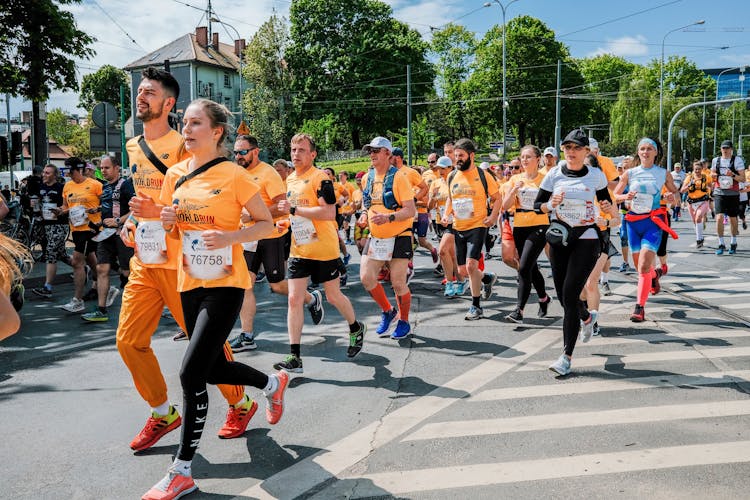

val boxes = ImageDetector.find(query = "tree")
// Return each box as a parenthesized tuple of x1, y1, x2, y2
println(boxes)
(299, 114, 351, 153)
(46, 108, 76, 145)
(79, 65, 131, 118)
(286, 0, 434, 147)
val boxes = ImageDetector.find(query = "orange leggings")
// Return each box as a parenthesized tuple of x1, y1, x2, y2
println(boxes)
(116, 263, 244, 408)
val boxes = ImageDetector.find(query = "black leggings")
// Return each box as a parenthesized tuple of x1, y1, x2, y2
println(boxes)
(657, 212, 671, 257)
(177, 286, 269, 461)
(513, 225, 548, 309)
(549, 238, 601, 357)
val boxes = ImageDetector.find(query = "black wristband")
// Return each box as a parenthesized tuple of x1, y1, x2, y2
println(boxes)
(289, 206, 296, 216)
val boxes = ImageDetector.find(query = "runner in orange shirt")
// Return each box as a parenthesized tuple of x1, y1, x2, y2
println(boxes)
(323, 167, 351, 274)
(275, 134, 366, 369)
(143, 98, 288, 500)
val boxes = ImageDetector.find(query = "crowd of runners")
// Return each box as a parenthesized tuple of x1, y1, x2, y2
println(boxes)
(1, 65, 748, 500)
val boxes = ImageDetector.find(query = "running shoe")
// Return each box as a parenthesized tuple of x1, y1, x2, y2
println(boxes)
(390, 320, 411, 339)
(716, 244, 726, 255)
(593, 322, 601, 336)
(444, 281, 456, 298)
(454, 279, 468, 296)
(661, 264, 668, 275)
(130, 406, 181, 452)
(32, 286, 52, 298)
(650, 270, 661, 295)
(696, 239, 704, 248)
(273, 354, 303, 373)
(630, 304, 645, 323)
(601, 282, 612, 296)
(172, 330, 188, 341)
(376, 308, 398, 336)
(433, 264, 444, 276)
(430, 247, 439, 263)
(505, 308, 523, 323)
(617, 262, 629, 273)
(347, 322, 366, 358)
(339, 272, 348, 287)
(744, 221, 748, 230)
(229, 332, 257, 352)
(343, 253, 351, 266)
(105, 286, 120, 307)
(141, 466, 196, 500)
(548, 354, 571, 376)
(481, 272, 497, 300)
(256, 271, 267, 282)
(465, 305, 484, 321)
(61, 297, 85, 313)
(729, 243, 737, 255)
(266, 370, 289, 425)
(81, 309, 108, 322)
(580, 312, 596, 343)
(307, 289, 324, 325)
(217, 396, 257, 439)
(538, 296, 550, 318)
(83, 287, 98, 301)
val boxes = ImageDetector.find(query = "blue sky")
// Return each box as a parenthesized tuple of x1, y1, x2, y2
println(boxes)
(6, 0, 750, 117)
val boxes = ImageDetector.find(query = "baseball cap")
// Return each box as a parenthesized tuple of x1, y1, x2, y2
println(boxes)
(479, 161, 490, 170)
(721, 140, 734, 149)
(561, 129, 589, 147)
(355, 171, 366, 180)
(363, 136, 393, 153)
(543, 147, 557, 157)
(436, 156, 453, 168)
(391, 147, 404, 158)
(588, 138, 599, 150)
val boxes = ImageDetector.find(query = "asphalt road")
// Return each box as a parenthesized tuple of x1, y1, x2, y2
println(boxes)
(1, 215, 749, 499)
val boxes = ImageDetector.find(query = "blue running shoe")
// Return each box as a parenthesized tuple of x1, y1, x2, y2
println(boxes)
(716, 245, 726, 255)
(376, 308, 398, 337)
(390, 320, 411, 339)
(343, 253, 351, 266)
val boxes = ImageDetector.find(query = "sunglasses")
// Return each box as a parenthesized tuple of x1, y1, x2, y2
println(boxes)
(233, 148, 257, 156)
(368, 147, 383, 154)
(511, 165, 521, 170)
(427, 160, 436, 164)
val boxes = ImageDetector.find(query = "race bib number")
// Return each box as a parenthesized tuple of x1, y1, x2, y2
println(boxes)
(92, 227, 117, 242)
(719, 175, 734, 189)
(241, 240, 258, 252)
(452, 197, 474, 220)
(518, 188, 539, 211)
(42, 203, 57, 221)
(30, 196, 40, 213)
(630, 193, 654, 214)
(290, 215, 317, 245)
(367, 236, 396, 261)
(555, 198, 591, 227)
(135, 221, 168, 265)
(69, 205, 88, 227)
(182, 230, 232, 280)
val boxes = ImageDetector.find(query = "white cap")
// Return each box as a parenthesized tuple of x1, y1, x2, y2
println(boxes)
(479, 161, 490, 170)
(436, 156, 453, 168)
(543, 147, 557, 157)
(363, 136, 393, 153)
(588, 138, 599, 150)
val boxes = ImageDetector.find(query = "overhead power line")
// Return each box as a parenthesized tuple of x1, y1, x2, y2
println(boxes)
(91, 0, 147, 52)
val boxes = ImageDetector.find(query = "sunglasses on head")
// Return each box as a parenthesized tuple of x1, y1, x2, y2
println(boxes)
(233, 148, 257, 156)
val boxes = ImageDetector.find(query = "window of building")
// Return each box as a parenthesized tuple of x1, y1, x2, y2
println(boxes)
(224, 73, 231, 88)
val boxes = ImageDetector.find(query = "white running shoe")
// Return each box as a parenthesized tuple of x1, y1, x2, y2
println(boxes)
(61, 297, 85, 313)
(105, 286, 120, 307)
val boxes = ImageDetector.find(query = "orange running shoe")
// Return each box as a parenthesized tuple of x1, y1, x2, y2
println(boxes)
(142, 467, 197, 500)
(217, 396, 258, 439)
(265, 370, 289, 425)
(130, 406, 182, 452)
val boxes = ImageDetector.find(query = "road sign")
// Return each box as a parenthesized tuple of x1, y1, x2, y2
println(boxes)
(92, 102, 118, 129)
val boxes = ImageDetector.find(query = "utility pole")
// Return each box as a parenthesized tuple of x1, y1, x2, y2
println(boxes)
(701, 89, 707, 160)
(120, 84, 127, 167)
(407, 64, 412, 166)
(554, 59, 561, 155)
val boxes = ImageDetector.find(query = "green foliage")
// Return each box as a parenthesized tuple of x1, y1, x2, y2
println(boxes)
(69, 115, 94, 159)
(46, 108, 76, 145)
(388, 114, 437, 156)
(578, 54, 637, 139)
(79, 65, 131, 118)
(0, 0, 95, 100)
(299, 114, 351, 152)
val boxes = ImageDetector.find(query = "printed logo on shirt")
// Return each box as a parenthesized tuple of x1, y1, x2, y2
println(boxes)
(175, 200, 214, 225)
(161, 153, 170, 159)
(451, 183, 477, 196)
(131, 162, 164, 190)
(210, 189, 222, 195)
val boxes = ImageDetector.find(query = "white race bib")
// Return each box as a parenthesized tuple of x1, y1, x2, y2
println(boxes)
(135, 221, 168, 265)
(452, 197, 474, 220)
(290, 215, 317, 245)
(30, 196, 40, 213)
(182, 230, 233, 280)
(630, 192, 654, 214)
(241, 240, 258, 252)
(719, 175, 734, 189)
(518, 188, 539, 211)
(367, 236, 396, 261)
(42, 203, 57, 221)
(92, 227, 117, 242)
(555, 199, 591, 227)
(69, 205, 88, 227)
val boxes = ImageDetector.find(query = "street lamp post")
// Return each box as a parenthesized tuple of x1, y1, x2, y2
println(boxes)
(713, 65, 744, 157)
(209, 17, 244, 123)
(485, 0, 521, 160)
(659, 20, 704, 143)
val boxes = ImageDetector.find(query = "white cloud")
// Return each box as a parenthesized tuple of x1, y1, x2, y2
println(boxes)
(391, 0, 465, 38)
(589, 35, 649, 58)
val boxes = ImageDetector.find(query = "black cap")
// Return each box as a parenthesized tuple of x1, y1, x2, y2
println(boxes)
(721, 140, 734, 149)
(561, 129, 589, 147)
(391, 147, 404, 158)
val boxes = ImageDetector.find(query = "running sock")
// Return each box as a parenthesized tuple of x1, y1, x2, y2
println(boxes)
(291, 344, 301, 358)
(396, 293, 411, 322)
(348, 321, 360, 333)
(481, 273, 493, 284)
(153, 402, 171, 416)
(696, 224, 703, 240)
(472, 296, 481, 308)
(369, 283, 393, 312)
(171, 458, 192, 476)
(263, 375, 279, 394)
(44, 283, 52, 291)
(637, 271, 652, 306)
(731, 235, 738, 245)
(600, 272, 609, 284)
(718, 236, 726, 246)
(233, 394, 249, 408)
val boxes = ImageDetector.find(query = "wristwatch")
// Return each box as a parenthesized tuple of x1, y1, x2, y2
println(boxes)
(290, 206, 296, 216)
(115, 217, 121, 227)
(389, 213, 396, 222)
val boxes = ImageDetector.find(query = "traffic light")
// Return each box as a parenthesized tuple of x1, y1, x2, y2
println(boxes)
(0, 136, 7, 166)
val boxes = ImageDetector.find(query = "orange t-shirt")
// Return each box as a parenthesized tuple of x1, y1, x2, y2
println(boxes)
(63, 177, 103, 231)
(598, 155, 619, 184)
(160, 159, 260, 292)
(399, 166, 425, 214)
(243, 161, 287, 239)
(126, 130, 188, 270)
(364, 168, 414, 239)
(505, 172, 549, 227)
(340, 182, 356, 215)
(448, 168, 499, 231)
(286, 167, 340, 261)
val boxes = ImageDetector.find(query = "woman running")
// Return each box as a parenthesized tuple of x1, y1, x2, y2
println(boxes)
(613, 138, 679, 323)
(533, 129, 617, 376)
(502, 145, 551, 323)
(681, 159, 711, 248)
(143, 99, 288, 500)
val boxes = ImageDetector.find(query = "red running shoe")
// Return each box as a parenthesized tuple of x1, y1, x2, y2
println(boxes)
(630, 304, 645, 322)
(142, 468, 197, 500)
(651, 269, 662, 295)
(217, 397, 258, 439)
(266, 370, 289, 425)
(130, 406, 182, 452)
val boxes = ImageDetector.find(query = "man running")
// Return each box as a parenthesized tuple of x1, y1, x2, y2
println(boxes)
(711, 140, 745, 255)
